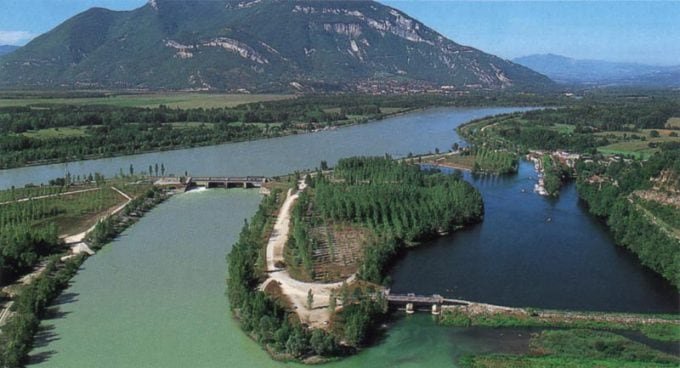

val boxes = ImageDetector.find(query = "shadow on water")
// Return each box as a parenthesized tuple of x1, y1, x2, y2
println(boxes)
(42, 306, 72, 320)
(31, 325, 60, 348)
(26, 350, 57, 366)
(50, 292, 79, 306)
(30, 292, 77, 358)
(27, 325, 59, 365)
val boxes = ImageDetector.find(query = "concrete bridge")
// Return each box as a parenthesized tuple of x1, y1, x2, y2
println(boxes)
(185, 176, 267, 191)
(384, 290, 471, 315)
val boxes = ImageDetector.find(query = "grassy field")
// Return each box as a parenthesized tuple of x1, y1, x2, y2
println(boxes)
(597, 129, 680, 158)
(462, 329, 679, 368)
(665, 117, 680, 129)
(553, 123, 576, 134)
(0, 179, 153, 236)
(460, 113, 680, 160)
(309, 221, 369, 282)
(440, 307, 680, 342)
(21, 127, 89, 139)
(423, 153, 476, 170)
(380, 107, 409, 114)
(163, 122, 216, 129)
(0, 93, 293, 108)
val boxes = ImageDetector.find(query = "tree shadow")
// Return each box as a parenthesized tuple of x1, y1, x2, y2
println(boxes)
(26, 350, 57, 366)
(26, 325, 60, 365)
(31, 324, 60, 348)
(50, 292, 79, 306)
(42, 305, 72, 320)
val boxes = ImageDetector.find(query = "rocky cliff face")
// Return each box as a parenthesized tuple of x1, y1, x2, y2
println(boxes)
(0, 0, 553, 91)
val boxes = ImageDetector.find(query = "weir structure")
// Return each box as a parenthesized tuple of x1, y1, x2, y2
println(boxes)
(184, 176, 267, 191)
(384, 289, 476, 315)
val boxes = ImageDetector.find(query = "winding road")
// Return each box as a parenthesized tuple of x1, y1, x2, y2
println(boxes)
(261, 179, 355, 328)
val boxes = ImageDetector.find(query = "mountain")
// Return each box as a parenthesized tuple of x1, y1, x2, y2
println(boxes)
(0, 45, 19, 57)
(0, 0, 552, 92)
(513, 54, 680, 87)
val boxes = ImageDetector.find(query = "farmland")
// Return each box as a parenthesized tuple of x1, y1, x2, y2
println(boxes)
(0, 92, 293, 109)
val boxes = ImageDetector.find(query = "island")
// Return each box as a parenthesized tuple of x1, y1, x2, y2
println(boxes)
(227, 156, 483, 361)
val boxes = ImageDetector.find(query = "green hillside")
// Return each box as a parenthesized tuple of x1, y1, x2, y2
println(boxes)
(0, 0, 553, 92)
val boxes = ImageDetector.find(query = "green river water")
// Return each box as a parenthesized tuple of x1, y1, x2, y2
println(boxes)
(30, 190, 527, 367)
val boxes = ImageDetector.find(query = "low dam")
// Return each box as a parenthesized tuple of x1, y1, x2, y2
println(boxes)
(384, 289, 509, 315)
(185, 176, 267, 190)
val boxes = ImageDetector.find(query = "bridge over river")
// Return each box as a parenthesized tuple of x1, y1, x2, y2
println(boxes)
(384, 289, 515, 315)
(179, 176, 268, 191)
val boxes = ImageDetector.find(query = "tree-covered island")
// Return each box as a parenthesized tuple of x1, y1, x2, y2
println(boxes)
(227, 156, 483, 361)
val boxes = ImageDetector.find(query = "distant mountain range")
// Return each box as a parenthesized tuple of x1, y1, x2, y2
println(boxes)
(0, 0, 552, 92)
(513, 54, 680, 87)
(0, 45, 20, 57)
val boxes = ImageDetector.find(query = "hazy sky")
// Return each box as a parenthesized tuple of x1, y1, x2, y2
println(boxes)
(1, 0, 678, 65)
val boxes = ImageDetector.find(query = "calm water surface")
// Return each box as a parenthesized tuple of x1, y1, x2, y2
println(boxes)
(15, 107, 677, 367)
(0, 107, 522, 189)
(392, 163, 679, 313)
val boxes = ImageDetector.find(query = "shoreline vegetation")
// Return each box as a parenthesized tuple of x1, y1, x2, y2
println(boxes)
(445, 97, 679, 365)
(439, 305, 680, 342)
(461, 328, 680, 367)
(455, 99, 680, 288)
(441, 304, 680, 366)
(0, 176, 170, 367)
(0, 92, 563, 170)
(227, 154, 679, 365)
(227, 156, 484, 362)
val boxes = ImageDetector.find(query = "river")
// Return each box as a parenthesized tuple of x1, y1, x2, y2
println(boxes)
(393, 164, 679, 313)
(0, 107, 517, 190)
(8, 107, 675, 367)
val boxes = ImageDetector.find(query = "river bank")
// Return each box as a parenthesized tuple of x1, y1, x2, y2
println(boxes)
(439, 303, 680, 342)
(0, 104, 420, 171)
(0, 186, 169, 366)
(0, 107, 533, 190)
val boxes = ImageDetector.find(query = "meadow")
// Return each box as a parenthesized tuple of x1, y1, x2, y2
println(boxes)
(0, 92, 293, 109)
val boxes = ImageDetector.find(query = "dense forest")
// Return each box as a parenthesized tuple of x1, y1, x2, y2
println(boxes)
(576, 149, 680, 287)
(227, 157, 484, 360)
(470, 148, 519, 174)
(541, 155, 572, 196)
(290, 157, 484, 283)
(227, 187, 347, 360)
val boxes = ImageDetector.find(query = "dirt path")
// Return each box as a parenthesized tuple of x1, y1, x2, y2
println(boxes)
(1, 187, 136, 329)
(0, 260, 50, 328)
(265, 188, 297, 272)
(262, 178, 354, 328)
(0, 187, 100, 206)
(0, 301, 12, 326)
(62, 186, 132, 246)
